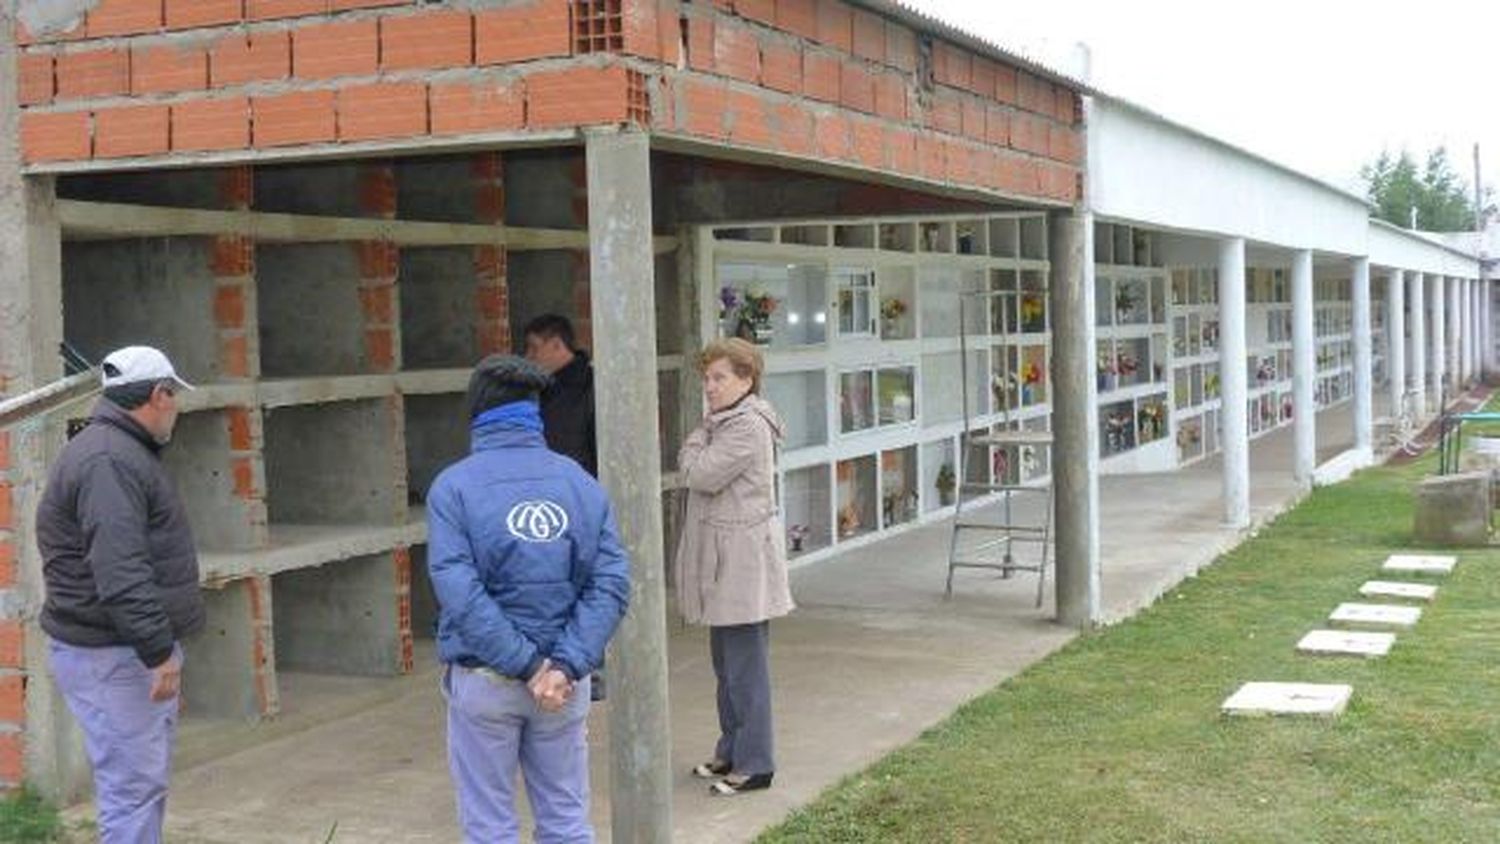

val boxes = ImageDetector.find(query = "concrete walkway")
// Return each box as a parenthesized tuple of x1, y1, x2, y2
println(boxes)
(71, 406, 1364, 842)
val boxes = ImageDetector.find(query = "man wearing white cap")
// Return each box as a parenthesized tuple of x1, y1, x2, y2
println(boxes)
(36, 346, 200, 844)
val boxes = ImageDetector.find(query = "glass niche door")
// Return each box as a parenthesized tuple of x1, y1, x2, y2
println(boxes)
(716, 261, 828, 349)
(834, 267, 878, 338)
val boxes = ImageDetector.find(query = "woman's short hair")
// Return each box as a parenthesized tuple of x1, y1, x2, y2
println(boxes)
(699, 338, 764, 394)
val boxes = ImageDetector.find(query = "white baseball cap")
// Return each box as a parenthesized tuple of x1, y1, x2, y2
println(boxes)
(100, 346, 195, 391)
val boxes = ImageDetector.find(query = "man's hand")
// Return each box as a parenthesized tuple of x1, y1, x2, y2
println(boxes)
(528, 659, 574, 712)
(149, 651, 182, 702)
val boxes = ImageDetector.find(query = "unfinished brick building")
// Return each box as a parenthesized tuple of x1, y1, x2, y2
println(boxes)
(0, 0, 1090, 828)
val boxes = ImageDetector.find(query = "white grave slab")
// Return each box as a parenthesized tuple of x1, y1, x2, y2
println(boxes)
(1359, 581, 1438, 602)
(1382, 554, 1456, 575)
(1222, 682, 1352, 717)
(1296, 629, 1396, 658)
(1329, 603, 1422, 628)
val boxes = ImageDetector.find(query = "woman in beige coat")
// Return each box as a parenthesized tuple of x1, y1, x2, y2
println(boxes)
(675, 338, 794, 796)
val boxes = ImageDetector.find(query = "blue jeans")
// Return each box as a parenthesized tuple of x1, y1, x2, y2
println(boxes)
(444, 665, 594, 844)
(48, 639, 180, 844)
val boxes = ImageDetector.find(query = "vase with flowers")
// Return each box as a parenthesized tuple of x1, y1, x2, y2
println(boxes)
(727, 288, 779, 345)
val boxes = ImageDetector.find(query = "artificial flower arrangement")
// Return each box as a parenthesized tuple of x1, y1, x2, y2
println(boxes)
(1019, 294, 1045, 330)
(787, 523, 810, 553)
(935, 462, 956, 505)
(1138, 401, 1166, 442)
(721, 285, 781, 343)
(880, 296, 908, 322)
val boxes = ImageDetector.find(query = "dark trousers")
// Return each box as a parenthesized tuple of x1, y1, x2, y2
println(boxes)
(710, 621, 774, 776)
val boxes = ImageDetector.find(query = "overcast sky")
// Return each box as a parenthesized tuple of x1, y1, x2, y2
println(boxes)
(903, 0, 1494, 197)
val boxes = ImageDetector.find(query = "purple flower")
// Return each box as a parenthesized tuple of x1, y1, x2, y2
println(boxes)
(719, 286, 740, 311)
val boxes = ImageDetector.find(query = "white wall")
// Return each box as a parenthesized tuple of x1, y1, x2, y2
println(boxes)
(1089, 97, 1370, 255)
(1368, 221, 1481, 278)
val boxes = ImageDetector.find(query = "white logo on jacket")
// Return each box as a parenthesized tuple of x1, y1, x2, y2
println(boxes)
(506, 500, 570, 543)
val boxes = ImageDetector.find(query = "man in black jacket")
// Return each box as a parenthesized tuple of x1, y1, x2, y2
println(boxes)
(37, 346, 201, 844)
(523, 314, 610, 701)
(523, 314, 597, 477)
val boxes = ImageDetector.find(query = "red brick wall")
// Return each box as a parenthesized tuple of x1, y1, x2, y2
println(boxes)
(13, 0, 1082, 204)
(656, 0, 1082, 202)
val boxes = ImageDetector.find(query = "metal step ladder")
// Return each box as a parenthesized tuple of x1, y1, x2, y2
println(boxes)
(944, 288, 1053, 606)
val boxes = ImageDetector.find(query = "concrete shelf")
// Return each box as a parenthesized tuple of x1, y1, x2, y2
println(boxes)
(199, 517, 426, 583)
(177, 370, 469, 415)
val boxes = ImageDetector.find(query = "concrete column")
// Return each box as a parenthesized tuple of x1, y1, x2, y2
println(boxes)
(1457, 277, 1467, 386)
(1430, 273, 1445, 409)
(1485, 277, 1493, 379)
(2, 9, 74, 796)
(1291, 250, 1315, 486)
(1218, 237, 1250, 528)
(1484, 277, 1492, 379)
(1048, 210, 1099, 628)
(1442, 275, 1457, 399)
(1352, 257, 1372, 452)
(585, 129, 672, 844)
(1387, 269, 1406, 419)
(1410, 271, 1427, 418)
(1470, 279, 1481, 383)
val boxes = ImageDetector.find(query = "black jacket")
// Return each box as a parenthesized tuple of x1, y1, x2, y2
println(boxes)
(540, 351, 597, 477)
(37, 399, 204, 668)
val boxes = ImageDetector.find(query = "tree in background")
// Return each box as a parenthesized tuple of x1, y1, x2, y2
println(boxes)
(1362, 147, 1495, 231)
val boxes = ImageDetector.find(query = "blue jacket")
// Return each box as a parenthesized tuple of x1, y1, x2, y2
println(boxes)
(426, 405, 630, 682)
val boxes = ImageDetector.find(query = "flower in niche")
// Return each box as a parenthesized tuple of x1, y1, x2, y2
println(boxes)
(880, 297, 908, 321)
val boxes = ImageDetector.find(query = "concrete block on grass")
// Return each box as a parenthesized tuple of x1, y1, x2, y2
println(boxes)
(1329, 603, 1422, 628)
(1413, 472, 1491, 546)
(1296, 629, 1395, 658)
(1222, 682, 1352, 717)
(1382, 554, 1457, 575)
(1359, 581, 1437, 601)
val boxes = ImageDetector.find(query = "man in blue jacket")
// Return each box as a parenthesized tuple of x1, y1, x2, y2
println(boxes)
(427, 354, 630, 844)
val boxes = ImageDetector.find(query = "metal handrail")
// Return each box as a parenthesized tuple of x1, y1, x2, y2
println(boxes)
(0, 371, 100, 429)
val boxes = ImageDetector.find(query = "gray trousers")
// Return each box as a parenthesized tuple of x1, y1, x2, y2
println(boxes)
(49, 639, 180, 844)
(710, 622, 774, 776)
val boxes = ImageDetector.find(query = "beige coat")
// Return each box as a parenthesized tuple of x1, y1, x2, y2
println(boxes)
(674, 394, 795, 627)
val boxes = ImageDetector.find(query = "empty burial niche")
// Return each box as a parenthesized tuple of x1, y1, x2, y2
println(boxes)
(62, 238, 224, 381)
(404, 392, 470, 507)
(396, 156, 492, 224)
(400, 248, 484, 370)
(257, 243, 379, 378)
(272, 552, 409, 677)
(58, 167, 235, 210)
(181, 578, 271, 721)
(263, 398, 407, 528)
(255, 161, 384, 218)
(508, 249, 583, 348)
(160, 409, 266, 552)
(408, 545, 439, 642)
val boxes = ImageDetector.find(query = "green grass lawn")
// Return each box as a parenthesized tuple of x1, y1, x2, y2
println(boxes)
(0, 788, 62, 843)
(760, 455, 1500, 843)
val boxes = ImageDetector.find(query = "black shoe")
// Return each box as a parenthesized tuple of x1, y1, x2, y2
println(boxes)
(692, 760, 731, 779)
(709, 773, 773, 795)
(590, 671, 605, 702)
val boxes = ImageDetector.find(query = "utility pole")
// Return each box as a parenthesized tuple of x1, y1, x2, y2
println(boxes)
(1474, 143, 1484, 233)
